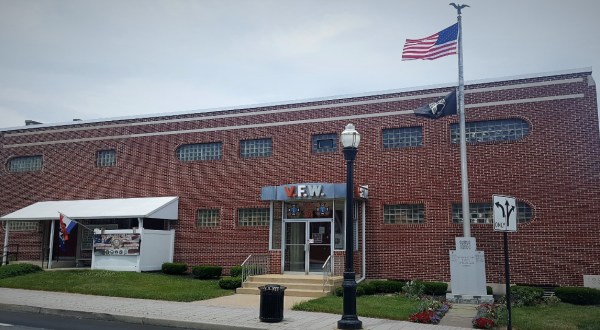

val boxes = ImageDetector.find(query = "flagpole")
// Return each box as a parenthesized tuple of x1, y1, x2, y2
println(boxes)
(451, 3, 470, 237)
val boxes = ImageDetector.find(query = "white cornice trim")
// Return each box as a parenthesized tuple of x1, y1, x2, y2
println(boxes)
(2, 93, 585, 149)
(0, 67, 591, 134)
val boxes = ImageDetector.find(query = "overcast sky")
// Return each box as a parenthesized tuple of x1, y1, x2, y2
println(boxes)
(1, 0, 599, 129)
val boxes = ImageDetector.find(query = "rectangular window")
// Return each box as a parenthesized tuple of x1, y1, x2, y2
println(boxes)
(196, 209, 220, 227)
(177, 143, 222, 161)
(312, 133, 337, 153)
(384, 204, 425, 224)
(8, 156, 43, 172)
(238, 208, 270, 226)
(453, 202, 533, 224)
(96, 150, 117, 167)
(240, 139, 272, 158)
(382, 127, 423, 149)
(8, 221, 39, 231)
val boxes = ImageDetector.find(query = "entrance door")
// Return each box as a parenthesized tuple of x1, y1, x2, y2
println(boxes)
(284, 221, 331, 274)
(308, 221, 331, 273)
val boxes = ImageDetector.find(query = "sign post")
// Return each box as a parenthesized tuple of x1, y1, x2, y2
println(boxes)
(493, 195, 517, 330)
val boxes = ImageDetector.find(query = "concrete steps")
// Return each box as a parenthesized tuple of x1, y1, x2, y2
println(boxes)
(236, 274, 343, 298)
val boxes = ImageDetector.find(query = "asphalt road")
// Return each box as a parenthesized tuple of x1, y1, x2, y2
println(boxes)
(0, 310, 192, 330)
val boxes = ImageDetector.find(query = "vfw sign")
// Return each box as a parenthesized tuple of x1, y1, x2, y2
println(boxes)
(493, 195, 517, 232)
(285, 184, 325, 198)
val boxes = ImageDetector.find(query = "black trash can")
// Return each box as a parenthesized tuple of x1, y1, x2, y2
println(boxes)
(259, 284, 286, 322)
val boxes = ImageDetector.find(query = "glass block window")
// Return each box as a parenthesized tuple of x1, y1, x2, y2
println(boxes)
(7, 156, 43, 173)
(196, 209, 220, 227)
(452, 202, 533, 224)
(96, 150, 116, 167)
(177, 142, 222, 161)
(382, 127, 423, 149)
(312, 133, 337, 153)
(238, 208, 270, 226)
(8, 221, 39, 232)
(383, 204, 425, 224)
(240, 138, 272, 158)
(450, 118, 529, 144)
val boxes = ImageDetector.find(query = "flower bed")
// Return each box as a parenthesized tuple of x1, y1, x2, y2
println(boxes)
(472, 303, 505, 329)
(408, 298, 451, 324)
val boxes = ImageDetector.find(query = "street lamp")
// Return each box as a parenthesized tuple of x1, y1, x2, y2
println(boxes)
(338, 123, 362, 330)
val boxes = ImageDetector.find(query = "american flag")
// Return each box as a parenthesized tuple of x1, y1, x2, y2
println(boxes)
(402, 23, 458, 61)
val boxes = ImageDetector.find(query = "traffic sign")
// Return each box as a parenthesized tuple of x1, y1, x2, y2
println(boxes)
(493, 195, 517, 232)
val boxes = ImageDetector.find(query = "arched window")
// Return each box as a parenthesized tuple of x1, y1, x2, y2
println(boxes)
(7, 155, 43, 172)
(452, 202, 534, 224)
(451, 118, 529, 144)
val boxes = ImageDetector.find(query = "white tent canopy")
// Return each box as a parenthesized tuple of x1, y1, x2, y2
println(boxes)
(0, 196, 179, 221)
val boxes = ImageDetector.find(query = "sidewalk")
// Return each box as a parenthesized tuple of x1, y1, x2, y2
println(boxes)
(0, 288, 472, 330)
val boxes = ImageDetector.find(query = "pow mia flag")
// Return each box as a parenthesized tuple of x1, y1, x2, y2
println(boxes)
(414, 90, 457, 119)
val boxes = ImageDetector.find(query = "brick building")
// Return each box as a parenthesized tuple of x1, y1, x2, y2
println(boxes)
(1, 68, 599, 287)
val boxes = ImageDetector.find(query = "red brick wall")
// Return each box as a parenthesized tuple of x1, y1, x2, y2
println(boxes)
(1, 71, 598, 286)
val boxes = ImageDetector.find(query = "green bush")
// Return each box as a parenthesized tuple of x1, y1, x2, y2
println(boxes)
(403, 280, 425, 299)
(161, 262, 188, 275)
(229, 266, 243, 277)
(334, 286, 343, 296)
(422, 281, 448, 296)
(218, 277, 242, 290)
(192, 265, 223, 279)
(0, 263, 42, 279)
(487, 286, 493, 295)
(511, 285, 544, 306)
(555, 287, 600, 305)
(369, 280, 404, 294)
(357, 281, 376, 296)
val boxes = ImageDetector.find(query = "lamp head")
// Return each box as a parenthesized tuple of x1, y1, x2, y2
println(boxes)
(340, 123, 360, 149)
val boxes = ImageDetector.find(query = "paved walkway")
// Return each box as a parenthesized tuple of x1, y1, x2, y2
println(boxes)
(0, 288, 473, 329)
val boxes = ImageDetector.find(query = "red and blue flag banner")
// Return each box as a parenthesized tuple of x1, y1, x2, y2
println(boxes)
(402, 23, 458, 60)
(58, 212, 77, 249)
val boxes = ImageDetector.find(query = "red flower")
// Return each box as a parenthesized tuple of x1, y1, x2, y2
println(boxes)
(409, 310, 435, 323)
(473, 317, 495, 329)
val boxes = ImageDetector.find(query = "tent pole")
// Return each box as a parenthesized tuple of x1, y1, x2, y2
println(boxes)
(2, 221, 9, 266)
(48, 220, 55, 269)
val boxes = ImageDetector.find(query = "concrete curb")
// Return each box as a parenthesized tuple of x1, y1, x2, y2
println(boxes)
(0, 303, 265, 330)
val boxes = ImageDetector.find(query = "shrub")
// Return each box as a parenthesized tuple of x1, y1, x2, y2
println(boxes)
(422, 281, 448, 296)
(219, 277, 242, 290)
(0, 263, 42, 279)
(357, 281, 376, 296)
(511, 285, 544, 306)
(334, 286, 343, 296)
(161, 262, 187, 275)
(192, 265, 223, 279)
(370, 280, 404, 294)
(487, 286, 493, 295)
(555, 287, 600, 305)
(403, 280, 425, 299)
(229, 266, 242, 277)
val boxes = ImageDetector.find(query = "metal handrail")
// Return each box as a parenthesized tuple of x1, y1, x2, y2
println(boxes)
(322, 255, 332, 292)
(241, 254, 269, 284)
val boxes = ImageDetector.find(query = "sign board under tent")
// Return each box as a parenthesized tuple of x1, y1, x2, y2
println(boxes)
(92, 228, 175, 272)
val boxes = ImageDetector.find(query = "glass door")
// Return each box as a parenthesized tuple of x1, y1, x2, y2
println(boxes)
(284, 222, 306, 272)
(284, 220, 332, 274)
(308, 221, 331, 273)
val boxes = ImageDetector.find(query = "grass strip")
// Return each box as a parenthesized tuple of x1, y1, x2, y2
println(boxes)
(0, 269, 233, 302)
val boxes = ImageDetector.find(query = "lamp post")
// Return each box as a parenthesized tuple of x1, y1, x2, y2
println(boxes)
(338, 123, 362, 330)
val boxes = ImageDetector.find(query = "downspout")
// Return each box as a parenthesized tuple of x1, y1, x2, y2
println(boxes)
(356, 201, 366, 283)
(2, 221, 9, 266)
